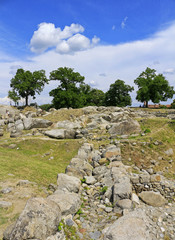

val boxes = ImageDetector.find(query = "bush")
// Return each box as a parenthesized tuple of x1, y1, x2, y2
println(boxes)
(39, 104, 53, 111)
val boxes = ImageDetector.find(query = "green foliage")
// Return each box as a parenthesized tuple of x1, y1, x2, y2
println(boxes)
(58, 221, 63, 231)
(81, 178, 86, 184)
(144, 128, 151, 133)
(10, 68, 48, 106)
(171, 99, 175, 109)
(76, 208, 83, 215)
(8, 90, 20, 106)
(40, 104, 53, 111)
(49, 67, 85, 109)
(105, 79, 134, 107)
(100, 186, 108, 194)
(134, 67, 175, 107)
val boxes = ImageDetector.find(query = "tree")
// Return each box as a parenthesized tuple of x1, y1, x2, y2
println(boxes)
(105, 79, 134, 107)
(49, 67, 85, 109)
(134, 67, 175, 107)
(10, 68, 48, 106)
(8, 90, 20, 106)
(79, 84, 105, 106)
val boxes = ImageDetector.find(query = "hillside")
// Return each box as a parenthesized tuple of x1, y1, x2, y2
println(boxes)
(0, 106, 174, 239)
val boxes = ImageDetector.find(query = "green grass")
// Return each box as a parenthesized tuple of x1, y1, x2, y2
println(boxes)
(0, 139, 81, 186)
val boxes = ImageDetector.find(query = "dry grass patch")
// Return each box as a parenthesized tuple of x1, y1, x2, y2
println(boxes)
(42, 108, 84, 122)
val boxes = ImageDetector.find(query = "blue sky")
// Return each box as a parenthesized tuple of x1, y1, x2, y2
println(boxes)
(0, 0, 175, 105)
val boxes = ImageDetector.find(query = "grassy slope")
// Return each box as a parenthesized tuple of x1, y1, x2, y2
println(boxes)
(122, 118, 175, 179)
(0, 138, 81, 186)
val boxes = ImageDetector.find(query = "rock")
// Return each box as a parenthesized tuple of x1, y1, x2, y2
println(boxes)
(10, 130, 22, 138)
(131, 193, 140, 205)
(113, 177, 132, 203)
(8, 144, 17, 149)
(1, 187, 13, 194)
(23, 118, 52, 130)
(66, 157, 93, 177)
(0, 201, 12, 208)
(116, 199, 132, 209)
(46, 231, 66, 240)
(54, 120, 81, 130)
(108, 118, 141, 135)
(3, 223, 16, 240)
(103, 209, 151, 240)
(15, 119, 24, 131)
(164, 148, 174, 156)
(44, 129, 76, 139)
(45, 129, 65, 139)
(17, 180, 33, 186)
(89, 231, 101, 240)
(84, 176, 97, 185)
(139, 191, 167, 207)
(6, 197, 61, 240)
(57, 173, 81, 193)
(48, 189, 81, 216)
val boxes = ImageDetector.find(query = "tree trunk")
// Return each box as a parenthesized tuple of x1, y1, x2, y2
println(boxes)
(25, 96, 28, 106)
(146, 101, 148, 108)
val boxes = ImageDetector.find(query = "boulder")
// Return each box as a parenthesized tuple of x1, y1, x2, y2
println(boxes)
(47, 189, 81, 216)
(67, 157, 93, 176)
(44, 129, 76, 139)
(0, 201, 12, 209)
(53, 120, 81, 129)
(108, 118, 141, 135)
(57, 173, 81, 193)
(45, 129, 65, 139)
(103, 209, 151, 240)
(113, 177, 132, 203)
(23, 118, 52, 130)
(15, 119, 24, 131)
(139, 191, 167, 207)
(5, 197, 61, 240)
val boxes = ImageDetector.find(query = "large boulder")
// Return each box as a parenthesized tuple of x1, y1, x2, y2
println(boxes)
(4, 197, 61, 240)
(57, 173, 81, 193)
(103, 209, 151, 240)
(47, 189, 81, 216)
(139, 191, 167, 207)
(108, 118, 141, 135)
(44, 129, 76, 139)
(53, 120, 81, 129)
(23, 118, 52, 130)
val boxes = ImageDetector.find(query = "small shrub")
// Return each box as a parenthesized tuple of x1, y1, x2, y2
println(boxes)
(80, 178, 86, 184)
(144, 128, 151, 133)
(58, 221, 63, 231)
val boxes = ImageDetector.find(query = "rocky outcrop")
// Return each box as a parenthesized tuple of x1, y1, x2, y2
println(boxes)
(6, 198, 61, 240)
(103, 209, 151, 240)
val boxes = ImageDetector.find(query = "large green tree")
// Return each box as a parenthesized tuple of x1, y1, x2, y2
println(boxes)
(134, 67, 175, 107)
(49, 67, 86, 109)
(10, 68, 48, 106)
(105, 79, 134, 107)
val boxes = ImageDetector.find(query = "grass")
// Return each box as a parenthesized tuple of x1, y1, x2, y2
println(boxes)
(121, 118, 175, 179)
(0, 138, 81, 186)
(42, 108, 84, 123)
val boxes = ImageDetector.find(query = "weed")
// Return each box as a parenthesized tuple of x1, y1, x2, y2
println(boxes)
(100, 186, 108, 194)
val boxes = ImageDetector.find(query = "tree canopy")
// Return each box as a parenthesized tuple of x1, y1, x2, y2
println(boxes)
(105, 79, 134, 107)
(134, 67, 175, 107)
(10, 68, 48, 106)
(50, 67, 85, 108)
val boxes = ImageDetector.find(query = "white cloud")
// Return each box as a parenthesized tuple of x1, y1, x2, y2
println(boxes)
(1, 22, 175, 106)
(163, 68, 175, 75)
(30, 23, 99, 54)
(121, 16, 128, 29)
(0, 96, 11, 105)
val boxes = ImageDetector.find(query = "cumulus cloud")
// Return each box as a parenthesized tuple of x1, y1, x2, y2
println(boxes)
(30, 23, 100, 54)
(163, 68, 175, 75)
(121, 17, 128, 29)
(112, 25, 116, 30)
(9, 65, 22, 75)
